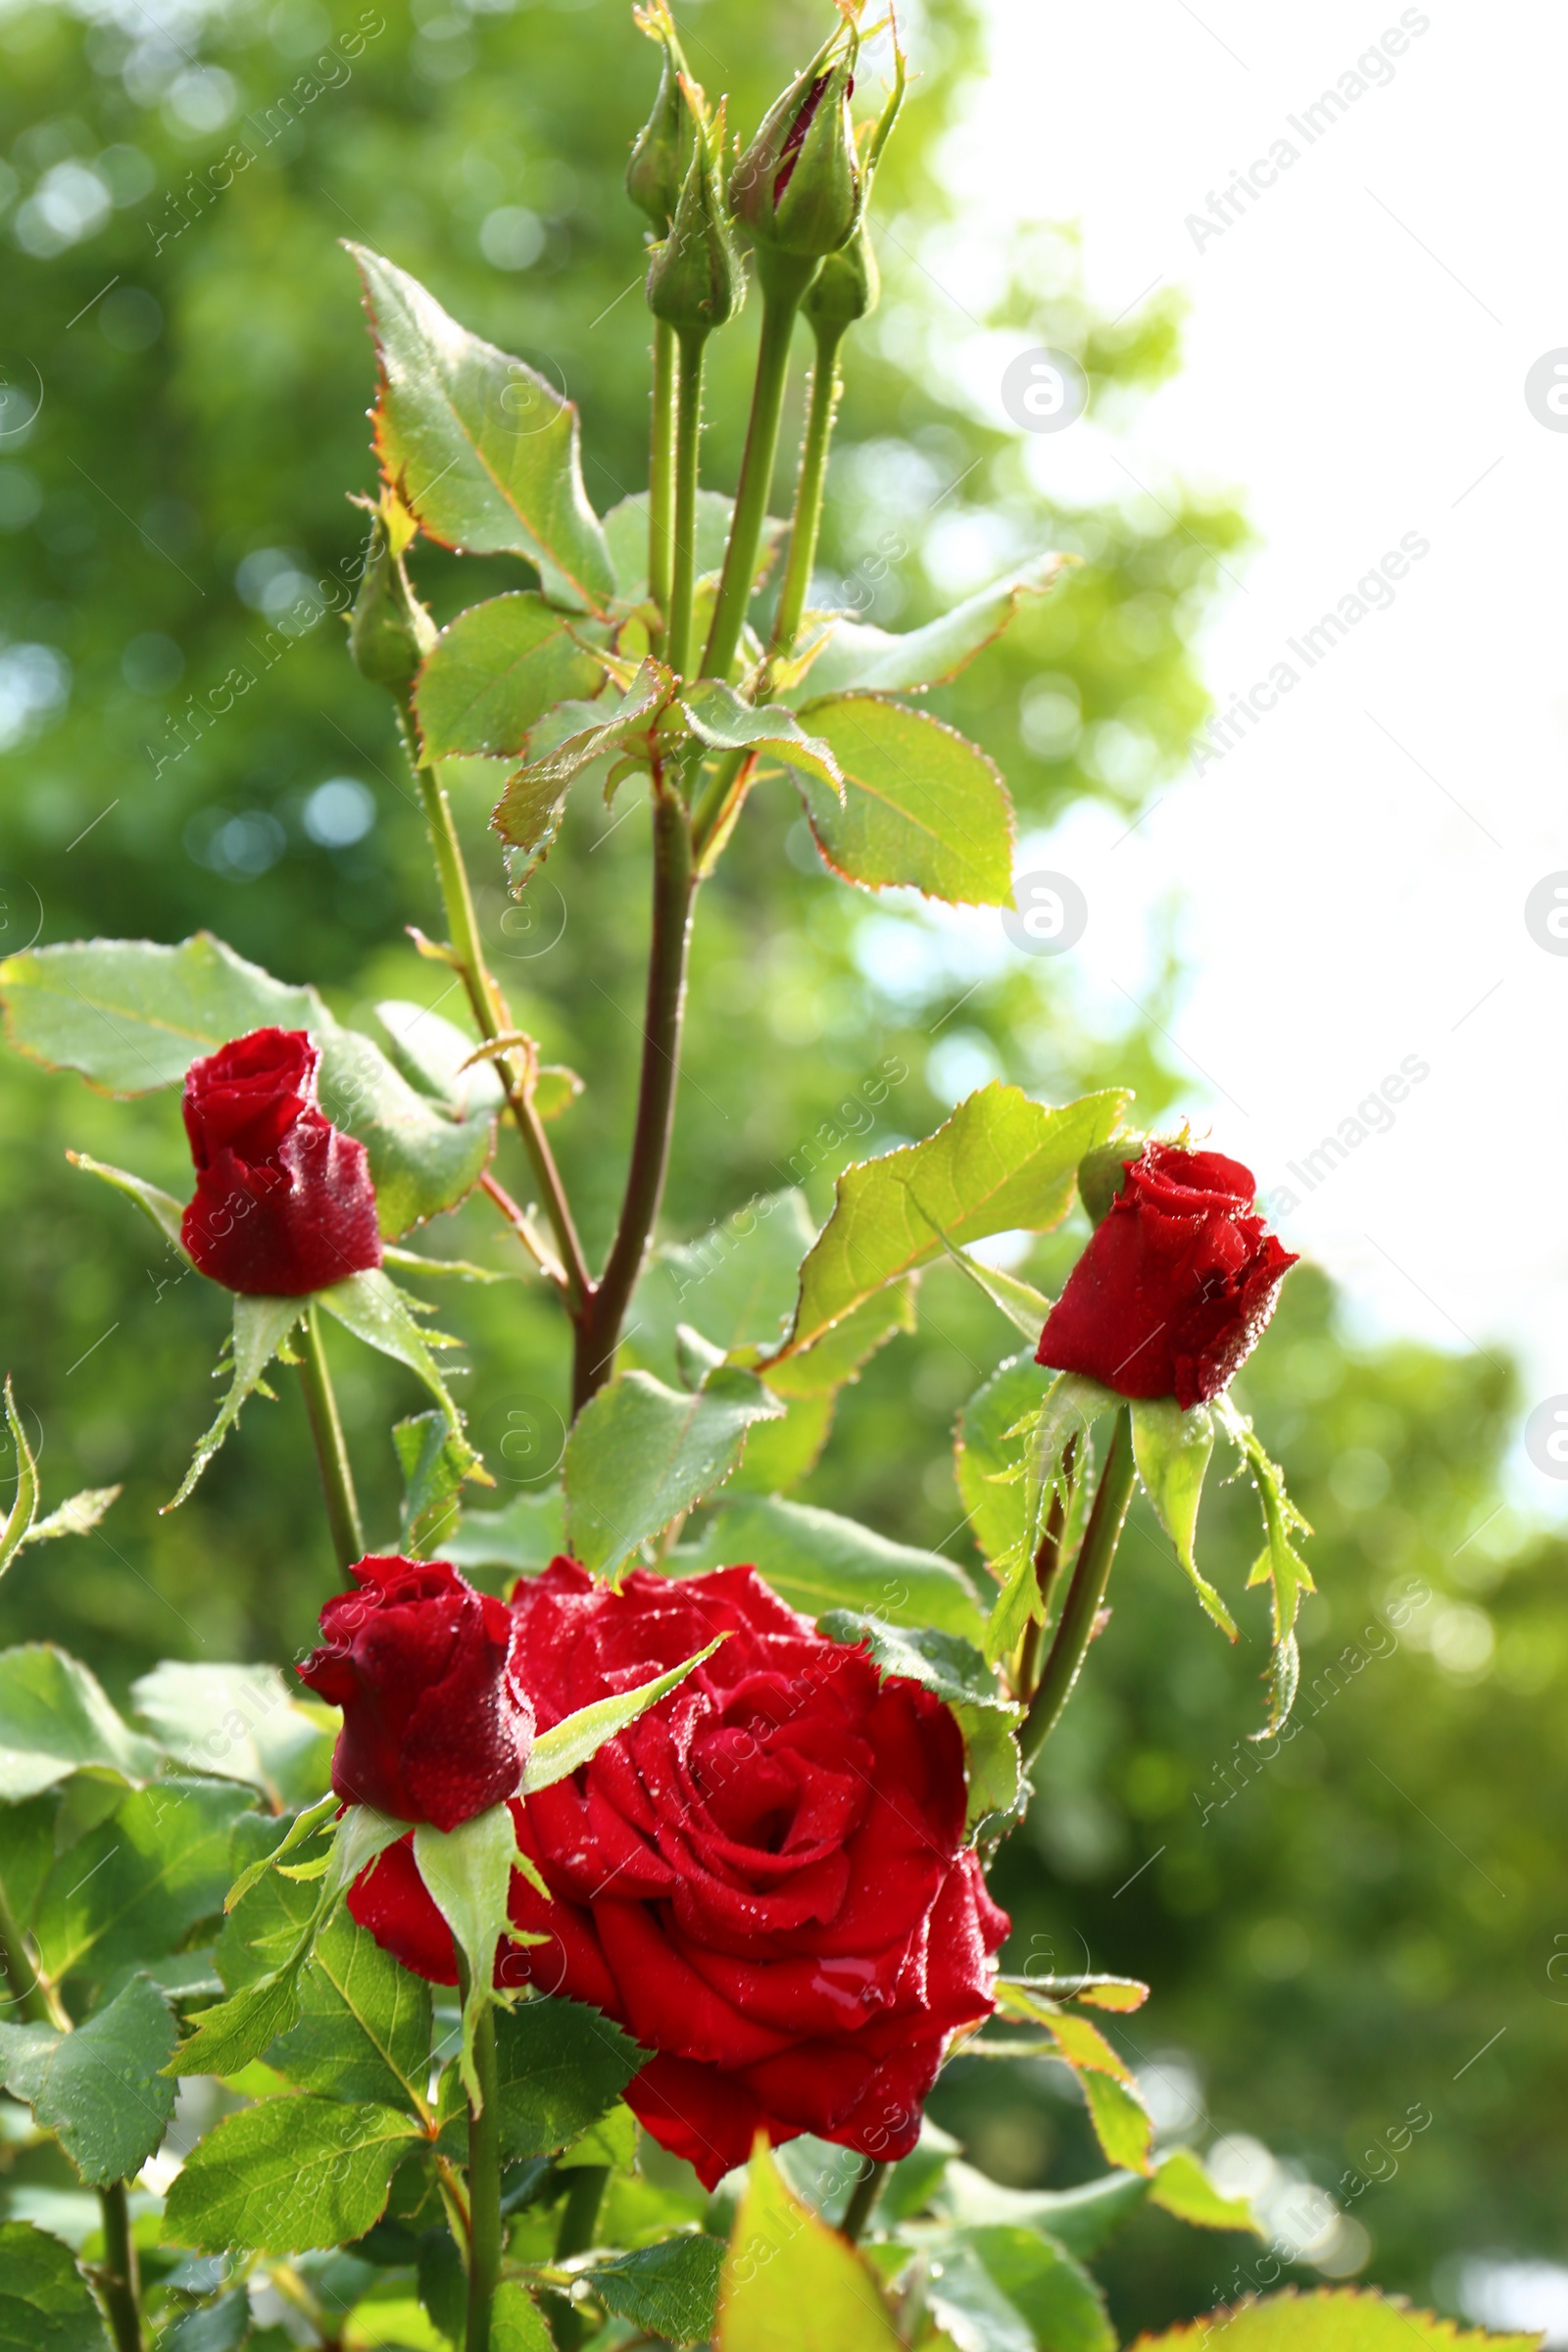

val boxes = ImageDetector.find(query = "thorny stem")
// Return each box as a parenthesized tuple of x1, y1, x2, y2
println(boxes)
(296, 1305, 365, 1575)
(408, 742, 591, 1316)
(770, 321, 848, 665)
(456, 1957, 502, 2352)
(647, 317, 678, 648)
(1, 1867, 142, 2352)
(1020, 1407, 1136, 1766)
(700, 250, 818, 681)
(665, 329, 708, 684)
(573, 790, 696, 1410)
(1014, 1434, 1077, 1700)
(477, 1170, 565, 1288)
(839, 2158, 891, 2244)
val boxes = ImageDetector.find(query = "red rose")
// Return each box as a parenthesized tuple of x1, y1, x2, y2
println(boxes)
(347, 1561, 1007, 2188)
(180, 1027, 382, 1297)
(297, 1555, 534, 1832)
(1037, 1141, 1298, 1409)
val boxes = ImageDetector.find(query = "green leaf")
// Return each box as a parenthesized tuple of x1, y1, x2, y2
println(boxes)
(168, 1961, 312, 2082)
(558, 2095, 638, 2170)
(490, 2282, 555, 2352)
(716, 2142, 900, 2352)
(564, 1367, 784, 1584)
(415, 592, 605, 759)
(162, 2291, 252, 2352)
(413, 1804, 529, 2106)
(131, 1663, 332, 1809)
(724, 1391, 835, 1495)
(986, 1371, 1120, 1667)
(314, 1026, 495, 1241)
(915, 2236, 1036, 2352)
(587, 2236, 723, 2347)
(1132, 2292, 1542, 2352)
(906, 1204, 1052, 1342)
(933, 2224, 1112, 2352)
(629, 1192, 815, 1382)
(164, 2092, 422, 2256)
(221, 1791, 339, 1917)
(679, 680, 845, 801)
(0, 1793, 65, 1939)
(521, 1639, 723, 1797)
(374, 1000, 504, 1119)
(169, 1296, 302, 1510)
(1149, 2145, 1260, 2234)
(0, 1644, 162, 1801)
(444, 1488, 565, 1577)
(394, 1412, 488, 1559)
(351, 244, 614, 614)
(67, 1152, 187, 1253)
(317, 1270, 465, 1436)
(0, 932, 319, 1093)
(757, 1283, 916, 1399)
(490, 1996, 643, 2159)
(162, 2291, 251, 2352)
(934, 2159, 1150, 2260)
(0, 1378, 40, 1580)
(678, 1495, 985, 1643)
(1080, 2071, 1154, 2177)
(0, 2222, 111, 2352)
(788, 696, 1013, 906)
(269, 1909, 433, 2117)
(0, 1973, 176, 2186)
(792, 557, 1072, 700)
(1214, 1396, 1316, 1736)
(817, 1613, 1020, 1829)
(955, 1355, 1043, 1571)
(773, 1086, 1126, 1362)
(1130, 1398, 1233, 1639)
(33, 1777, 259, 1984)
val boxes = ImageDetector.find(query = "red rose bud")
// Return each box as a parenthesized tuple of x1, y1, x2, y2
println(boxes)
(347, 1560, 1008, 2189)
(1037, 1142, 1298, 1409)
(298, 1555, 534, 1833)
(181, 1028, 382, 1298)
(730, 36, 860, 261)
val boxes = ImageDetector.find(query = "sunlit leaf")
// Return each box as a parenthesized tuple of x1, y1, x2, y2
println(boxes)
(788, 696, 1013, 906)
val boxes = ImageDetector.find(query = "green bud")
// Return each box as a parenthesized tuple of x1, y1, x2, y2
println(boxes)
(646, 107, 743, 338)
(625, 32, 684, 231)
(348, 507, 437, 700)
(802, 214, 879, 331)
(730, 33, 861, 261)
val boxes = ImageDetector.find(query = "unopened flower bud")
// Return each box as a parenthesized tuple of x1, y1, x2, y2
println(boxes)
(646, 107, 743, 338)
(625, 32, 684, 231)
(348, 507, 437, 700)
(802, 213, 879, 332)
(731, 36, 860, 261)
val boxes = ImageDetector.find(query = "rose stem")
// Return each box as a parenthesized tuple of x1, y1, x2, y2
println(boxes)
(839, 2157, 891, 2245)
(699, 248, 817, 684)
(769, 316, 848, 666)
(690, 266, 835, 863)
(296, 1305, 365, 1574)
(572, 786, 695, 1411)
(0, 1868, 143, 2352)
(647, 318, 677, 651)
(403, 728, 591, 1319)
(554, 2162, 610, 2258)
(663, 328, 708, 683)
(455, 1955, 502, 2352)
(1019, 1407, 1136, 1766)
(1014, 1434, 1077, 1700)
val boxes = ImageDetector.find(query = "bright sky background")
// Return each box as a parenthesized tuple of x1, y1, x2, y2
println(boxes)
(922, 0, 1568, 1503)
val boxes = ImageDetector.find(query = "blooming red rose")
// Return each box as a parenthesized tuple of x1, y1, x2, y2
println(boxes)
(180, 1027, 382, 1297)
(347, 1560, 1007, 2188)
(297, 1555, 533, 1832)
(1037, 1141, 1298, 1409)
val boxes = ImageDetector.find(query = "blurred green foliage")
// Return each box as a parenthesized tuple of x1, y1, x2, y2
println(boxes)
(0, 0, 1558, 2324)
